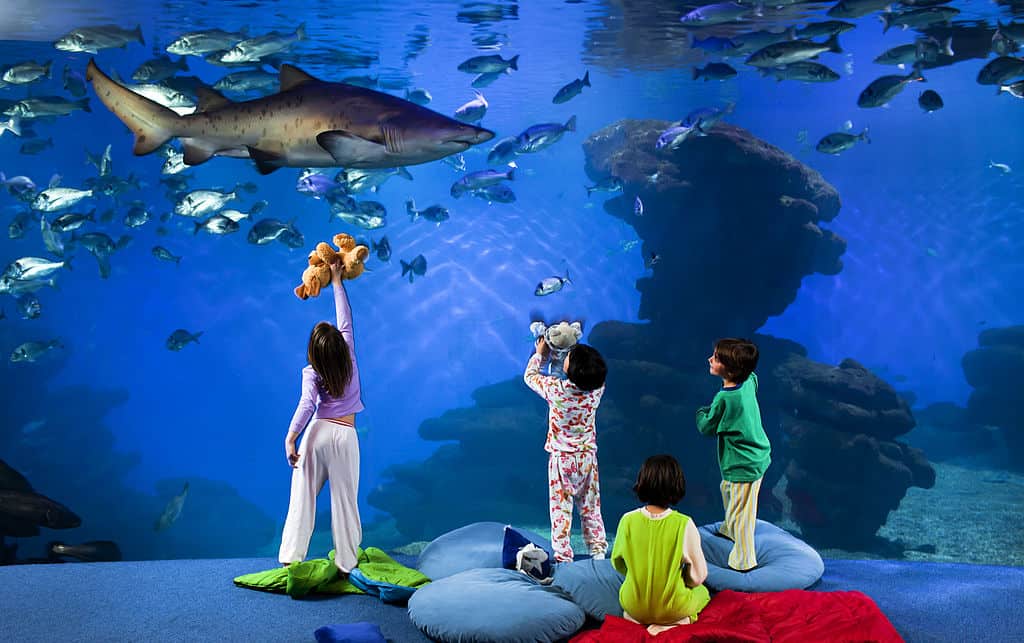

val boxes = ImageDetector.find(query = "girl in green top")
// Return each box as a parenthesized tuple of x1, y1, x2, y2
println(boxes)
(611, 455, 711, 636)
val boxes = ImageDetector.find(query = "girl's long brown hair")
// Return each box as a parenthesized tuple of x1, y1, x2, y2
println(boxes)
(307, 321, 353, 398)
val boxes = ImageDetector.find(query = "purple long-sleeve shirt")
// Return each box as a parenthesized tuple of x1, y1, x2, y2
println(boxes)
(287, 283, 364, 434)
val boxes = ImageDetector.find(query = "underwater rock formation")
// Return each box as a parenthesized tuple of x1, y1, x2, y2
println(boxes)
(961, 325, 1024, 470)
(370, 118, 929, 556)
(1, 372, 277, 561)
(583, 119, 845, 351)
(773, 356, 935, 553)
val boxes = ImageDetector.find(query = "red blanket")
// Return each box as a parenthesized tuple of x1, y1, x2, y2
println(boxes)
(571, 590, 903, 643)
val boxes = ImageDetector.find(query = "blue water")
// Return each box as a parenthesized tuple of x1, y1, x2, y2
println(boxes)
(1, 0, 1022, 563)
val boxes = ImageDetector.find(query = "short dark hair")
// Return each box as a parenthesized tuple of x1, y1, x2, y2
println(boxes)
(566, 344, 606, 391)
(308, 321, 353, 397)
(714, 338, 759, 383)
(633, 455, 686, 508)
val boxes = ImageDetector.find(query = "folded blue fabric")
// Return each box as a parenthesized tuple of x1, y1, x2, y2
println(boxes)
(348, 567, 416, 605)
(313, 622, 385, 643)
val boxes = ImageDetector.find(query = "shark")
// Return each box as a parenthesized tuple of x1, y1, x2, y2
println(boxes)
(85, 60, 495, 174)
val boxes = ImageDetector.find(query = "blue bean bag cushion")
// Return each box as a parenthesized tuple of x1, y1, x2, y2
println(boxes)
(417, 521, 553, 581)
(698, 520, 824, 592)
(313, 622, 385, 643)
(408, 567, 585, 643)
(551, 558, 625, 620)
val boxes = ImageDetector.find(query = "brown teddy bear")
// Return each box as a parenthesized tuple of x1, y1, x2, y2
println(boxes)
(294, 233, 369, 300)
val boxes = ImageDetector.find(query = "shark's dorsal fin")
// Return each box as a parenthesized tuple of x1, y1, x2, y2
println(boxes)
(279, 64, 319, 92)
(194, 87, 232, 113)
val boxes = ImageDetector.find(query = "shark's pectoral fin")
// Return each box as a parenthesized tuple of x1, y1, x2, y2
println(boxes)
(181, 140, 214, 166)
(316, 130, 386, 165)
(279, 64, 320, 92)
(246, 146, 284, 175)
(194, 87, 233, 113)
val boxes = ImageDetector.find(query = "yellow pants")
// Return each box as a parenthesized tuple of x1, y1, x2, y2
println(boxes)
(719, 478, 762, 571)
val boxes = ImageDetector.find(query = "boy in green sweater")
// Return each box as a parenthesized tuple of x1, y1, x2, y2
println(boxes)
(696, 338, 771, 571)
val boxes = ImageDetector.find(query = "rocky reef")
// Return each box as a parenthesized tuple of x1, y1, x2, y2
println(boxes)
(772, 356, 935, 553)
(0, 362, 277, 562)
(960, 325, 1024, 470)
(370, 120, 935, 555)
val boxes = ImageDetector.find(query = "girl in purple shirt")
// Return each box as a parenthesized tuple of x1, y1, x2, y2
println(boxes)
(279, 259, 365, 573)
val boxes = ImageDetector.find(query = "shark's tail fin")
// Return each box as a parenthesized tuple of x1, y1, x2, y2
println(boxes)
(85, 60, 179, 155)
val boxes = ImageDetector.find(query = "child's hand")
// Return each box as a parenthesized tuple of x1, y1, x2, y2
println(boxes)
(330, 258, 344, 284)
(535, 336, 550, 358)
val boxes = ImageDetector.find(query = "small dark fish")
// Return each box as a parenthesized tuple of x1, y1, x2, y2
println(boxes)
(371, 236, 391, 262)
(693, 63, 737, 81)
(858, 69, 925, 108)
(155, 482, 189, 530)
(977, 56, 1024, 86)
(586, 176, 623, 197)
(16, 293, 41, 319)
(457, 54, 519, 74)
(816, 128, 870, 154)
(918, 89, 943, 112)
(166, 329, 201, 351)
(20, 138, 54, 155)
(152, 246, 181, 264)
(406, 199, 449, 225)
(62, 65, 87, 97)
(553, 71, 590, 104)
(470, 184, 516, 203)
(646, 252, 660, 268)
(400, 254, 427, 283)
(49, 540, 122, 562)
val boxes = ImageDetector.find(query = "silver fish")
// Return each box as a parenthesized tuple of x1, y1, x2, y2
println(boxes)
(220, 24, 306, 63)
(535, 270, 572, 296)
(174, 189, 237, 217)
(454, 91, 488, 123)
(54, 24, 145, 53)
(166, 28, 249, 56)
(3, 257, 71, 281)
(31, 187, 93, 212)
(193, 214, 240, 235)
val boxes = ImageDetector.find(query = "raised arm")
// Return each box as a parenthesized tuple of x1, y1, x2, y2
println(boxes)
(524, 339, 557, 399)
(331, 262, 354, 349)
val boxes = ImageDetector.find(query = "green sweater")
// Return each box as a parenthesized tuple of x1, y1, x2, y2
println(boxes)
(695, 372, 771, 482)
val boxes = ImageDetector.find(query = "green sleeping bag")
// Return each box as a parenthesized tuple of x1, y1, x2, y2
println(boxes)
(234, 547, 430, 600)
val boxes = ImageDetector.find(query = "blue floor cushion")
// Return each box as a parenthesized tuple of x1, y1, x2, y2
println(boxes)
(417, 522, 553, 581)
(551, 558, 625, 620)
(698, 520, 824, 592)
(408, 567, 585, 643)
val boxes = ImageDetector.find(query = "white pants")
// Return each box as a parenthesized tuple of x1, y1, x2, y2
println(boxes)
(278, 419, 361, 572)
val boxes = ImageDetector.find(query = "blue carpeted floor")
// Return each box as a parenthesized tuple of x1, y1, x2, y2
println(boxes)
(1, 556, 1022, 642)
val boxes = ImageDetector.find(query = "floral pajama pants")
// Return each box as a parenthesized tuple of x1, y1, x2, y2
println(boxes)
(548, 451, 607, 563)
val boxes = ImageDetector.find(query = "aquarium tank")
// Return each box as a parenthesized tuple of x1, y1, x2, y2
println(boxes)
(1, 0, 1022, 570)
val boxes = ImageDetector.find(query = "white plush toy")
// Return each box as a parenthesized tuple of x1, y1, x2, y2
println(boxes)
(529, 320, 583, 378)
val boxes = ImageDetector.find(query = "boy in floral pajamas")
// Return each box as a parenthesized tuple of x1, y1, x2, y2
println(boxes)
(524, 336, 608, 563)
